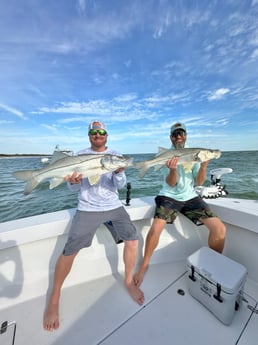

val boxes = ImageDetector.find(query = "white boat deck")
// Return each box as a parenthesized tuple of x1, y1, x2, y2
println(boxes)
(2, 261, 257, 345)
(1, 197, 258, 345)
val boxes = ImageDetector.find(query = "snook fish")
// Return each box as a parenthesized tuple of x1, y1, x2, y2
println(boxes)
(134, 147, 221, 178)
(13, 154, 133, 195)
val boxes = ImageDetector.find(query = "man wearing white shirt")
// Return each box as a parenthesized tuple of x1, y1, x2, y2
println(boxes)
(43, 121, 144, 332)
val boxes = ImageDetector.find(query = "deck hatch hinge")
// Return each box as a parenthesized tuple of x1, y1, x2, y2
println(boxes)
(247, 305, 258, 314)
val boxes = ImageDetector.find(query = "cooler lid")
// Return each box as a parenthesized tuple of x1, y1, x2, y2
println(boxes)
(187, 247, 247, 294)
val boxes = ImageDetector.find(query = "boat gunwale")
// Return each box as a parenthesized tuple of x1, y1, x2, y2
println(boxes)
(0, 196, 258, 251)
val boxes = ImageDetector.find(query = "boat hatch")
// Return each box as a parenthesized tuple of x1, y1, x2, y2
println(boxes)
(0, 321, 16, 345)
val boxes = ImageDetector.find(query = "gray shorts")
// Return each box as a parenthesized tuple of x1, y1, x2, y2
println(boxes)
(63, 207, 138, 256)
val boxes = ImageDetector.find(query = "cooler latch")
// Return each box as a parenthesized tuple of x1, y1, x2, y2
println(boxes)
(213, 283, 223, 303)
(189, 265, 196, 282)
(0, 320, 17, 345)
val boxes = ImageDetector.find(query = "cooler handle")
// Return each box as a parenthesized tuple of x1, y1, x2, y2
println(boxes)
(189, 265, 196, 282)
(213, 283, 223, 303)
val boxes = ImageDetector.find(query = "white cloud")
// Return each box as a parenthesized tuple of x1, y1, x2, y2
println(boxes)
(124, 60, 132, 68)
(0, 103, 26, 119)
(251, 48, 258, 59)
(114, 93, 137, 102)
(77, 0, 86, 13)
(41, 124, 58, 132)
(208, 88, 230, 101)
(216, 118, 229, 126)
(0, 119, 14, 124)
(153, 17, 169, 39)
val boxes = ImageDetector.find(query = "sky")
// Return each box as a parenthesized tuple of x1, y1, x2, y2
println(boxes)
(0, 0, 258, 155)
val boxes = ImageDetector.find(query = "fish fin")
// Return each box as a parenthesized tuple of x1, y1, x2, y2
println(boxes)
(49, 152, 72, 165)
(133, 161, 151, 178)
(88, 175, 101, 185)
(181, 162, 194, 173)
(154, 164, 164, 171)
(13, 170, 40, 195)
(155, 147, 169, 157)
(49, 178, 65, 189)
(23, 179, 40, 195)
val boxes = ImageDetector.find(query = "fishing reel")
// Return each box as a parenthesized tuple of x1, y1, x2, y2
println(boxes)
(195, 168, 233, 199)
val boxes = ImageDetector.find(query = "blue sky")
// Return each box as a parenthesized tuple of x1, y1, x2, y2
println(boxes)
(1, 0, 258, 154)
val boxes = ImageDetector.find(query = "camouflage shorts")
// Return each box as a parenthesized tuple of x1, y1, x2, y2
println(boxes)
(154, 195, 217, 226)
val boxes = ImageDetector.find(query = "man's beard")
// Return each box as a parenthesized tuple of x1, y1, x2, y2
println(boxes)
(173, 142, 185, 149)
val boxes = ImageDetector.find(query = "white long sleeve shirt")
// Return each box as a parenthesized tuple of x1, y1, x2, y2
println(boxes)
(67, 147, 126, 211)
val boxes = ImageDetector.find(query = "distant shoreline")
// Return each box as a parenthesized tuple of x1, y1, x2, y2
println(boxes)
(0, 149, 257, 159)
(0, 154, 50, 158)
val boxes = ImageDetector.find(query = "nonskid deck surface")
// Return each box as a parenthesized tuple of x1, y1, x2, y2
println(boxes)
(100, 276, 257, 345)
(1, 261, 257, 345)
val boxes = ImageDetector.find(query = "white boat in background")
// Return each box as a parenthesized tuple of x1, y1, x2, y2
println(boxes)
(1, 169, 258, 344)
(41, 145, 73, 164)
(40, 157, 50, 164)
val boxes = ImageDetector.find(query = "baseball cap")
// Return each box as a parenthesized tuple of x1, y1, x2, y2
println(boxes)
(170, 122, 186, 134)
(88, 121, 106, 131)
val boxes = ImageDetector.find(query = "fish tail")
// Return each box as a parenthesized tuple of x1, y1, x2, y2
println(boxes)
(133, 161, 150, 178)
(127, 157, 134, 166)
(24, 179, 40, 195)
(13, 170, 39, 195)
(13, 170, 33, 181)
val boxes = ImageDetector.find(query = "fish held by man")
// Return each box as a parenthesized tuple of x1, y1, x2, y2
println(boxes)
(134, 147, 221, 178)
(13, 154, 133, 195)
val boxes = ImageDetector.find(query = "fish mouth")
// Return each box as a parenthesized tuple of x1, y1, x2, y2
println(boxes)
(217, 151, 222, 158)
(212, 150, 221, 158)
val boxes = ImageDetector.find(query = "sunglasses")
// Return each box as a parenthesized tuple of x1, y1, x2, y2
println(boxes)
(89, 129, 107, 136)
(172, 129, 186, 138)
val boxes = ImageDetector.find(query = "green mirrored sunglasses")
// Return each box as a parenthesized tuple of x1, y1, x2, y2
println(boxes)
(89, 129, 107, 136)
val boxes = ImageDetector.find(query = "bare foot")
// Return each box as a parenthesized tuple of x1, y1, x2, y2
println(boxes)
(126, 282, 145, 305)
(43, 303, 59, 331)
(133, 265, 148, 287)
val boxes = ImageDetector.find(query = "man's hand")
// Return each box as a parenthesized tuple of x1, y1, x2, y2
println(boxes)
(200, 160, 210, 169)
(166, 157, 179, 170)
(65, 172, 83, 184)
(195, 160, 210, 186)
(114, 167, 125, 174)
(165, 157, 179, 186)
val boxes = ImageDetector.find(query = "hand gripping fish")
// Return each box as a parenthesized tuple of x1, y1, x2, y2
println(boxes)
(13, 154, 133, 195)
(134, 147, 221, 178)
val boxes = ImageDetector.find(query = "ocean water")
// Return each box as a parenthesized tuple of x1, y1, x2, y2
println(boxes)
(0, 151, 257, 224)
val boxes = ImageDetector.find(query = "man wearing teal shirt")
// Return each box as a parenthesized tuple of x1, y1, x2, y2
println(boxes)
(134, 122, 226, 287)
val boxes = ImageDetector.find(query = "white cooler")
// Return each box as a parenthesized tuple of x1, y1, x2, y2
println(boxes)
(186, 247, 247, 325)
